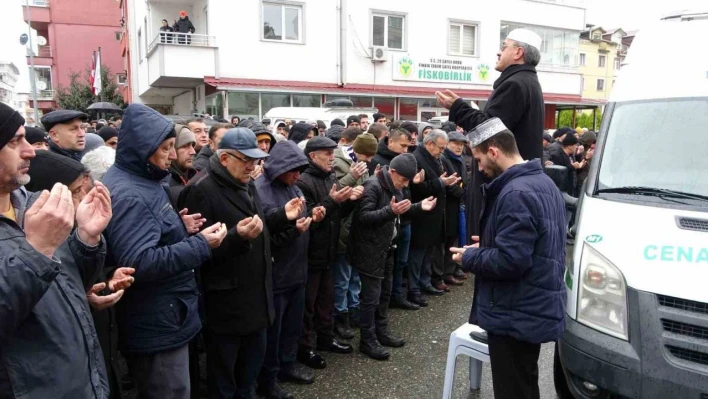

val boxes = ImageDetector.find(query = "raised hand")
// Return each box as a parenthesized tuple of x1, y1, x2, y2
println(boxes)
(435, 89, 461, 109)
(421, 196, 437, 211)
(328, 184, 353, 203)
(440, 172, 461, 187)
(390, 196, 412, 215)
(108, 267, 136, 292)
(87, 283, 124, 310)
(413, 169, 425, 184)
(200, 222, 228, 248)
(374, 164, 382, 176)
(236, 215, 263, 240)
(250, 164, 263, 180)
(296, 217, 312, 233)
(312, 206, 326, 223)
(179, 208, 206, 234)
(350, 185, 364, 201)
(349, 161, 368, 180)
(25, 183, 75, 257)
(284, 197, 305, 221)
(76, 181, 112, 246)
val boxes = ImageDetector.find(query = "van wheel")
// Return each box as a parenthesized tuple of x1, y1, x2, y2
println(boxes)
(554, 342, 574, 399)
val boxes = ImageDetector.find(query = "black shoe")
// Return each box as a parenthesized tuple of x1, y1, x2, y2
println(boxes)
(256, 382, 294, 399)
(349, 307, 360, 328)
(316, 338, 353, 354)
(408, 294, 428, 307)
(296, 349, 326, 369)
(334, 313, 355, 340)
(389, 297, 420, 311)
(453, 269, 468, 280)
(359, 338, 390, 361)
(423, 286, 445, 296)
(377, 330, 406, 348)
(278, 364, 315, 385)
(470, 329, 488, 344)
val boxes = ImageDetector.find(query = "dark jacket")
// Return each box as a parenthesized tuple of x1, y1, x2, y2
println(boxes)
(441, 149, 467, 238)
(193, 145, 213, 172)
(168, 166, 196, 205)
(0, 187, 108, 399)
(449, 64, 544, 162)
(48, 139, 83, 162)
(333, 146, 368, 253)
(254, 141, 310, 292)
(179, 156, 290, 335)
(296, 162, 354, 272)
(409, 145, 447, 248)
(103, 104, 212, 355)
(348, 168, 423, 278)
(173, 16, 195, 33)
(548, 144, 576, 193)
(461, 160, 566, 344)
(369, 137, 415, 226)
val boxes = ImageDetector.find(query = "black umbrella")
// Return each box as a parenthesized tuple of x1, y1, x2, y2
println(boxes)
(88, 102, 123, 113)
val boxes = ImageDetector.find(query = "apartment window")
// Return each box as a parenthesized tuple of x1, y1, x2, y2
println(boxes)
(500, 22, 578, 68)
(372, 12, 405, 50)
(262, 2, 303, 43)
(592, 32, 602, 40)
(448, 22, 478, 57)
(598, 55, 606, 68)
(138, 28, 143, 60)
(597, 78, 605, 91)
(115, 31, 122, 41)
(579, 53, 586, 66)
(614, 58, 621, 70)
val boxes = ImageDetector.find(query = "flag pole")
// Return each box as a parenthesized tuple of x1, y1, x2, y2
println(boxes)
(98, 47, 104, 104)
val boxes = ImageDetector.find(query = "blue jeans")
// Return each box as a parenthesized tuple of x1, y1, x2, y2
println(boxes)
(408, 245, 436, 295)
(332, 253, 361, 314)
(392, 224, 411, 299)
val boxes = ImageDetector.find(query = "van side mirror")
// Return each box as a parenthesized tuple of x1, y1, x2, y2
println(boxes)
(544, 165, 570, 193)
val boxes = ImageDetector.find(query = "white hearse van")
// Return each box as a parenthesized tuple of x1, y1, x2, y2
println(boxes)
(554, 11, 708, 399)
(264, 99, 377, 129)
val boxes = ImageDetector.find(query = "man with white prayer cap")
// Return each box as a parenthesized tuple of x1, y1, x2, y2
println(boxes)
(434, 28, 545, 239)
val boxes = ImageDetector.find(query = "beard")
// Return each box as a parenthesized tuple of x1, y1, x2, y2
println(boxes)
(0, 161, 31, 193)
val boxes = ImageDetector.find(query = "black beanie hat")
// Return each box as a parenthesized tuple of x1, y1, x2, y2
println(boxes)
(562, 133, 579, 146)
(25, 150, 87, 192)
(0, 103, 25, 150)
(331, 118, 345, 127)
(25, 126, 49, 145)
(390, 153, 418, 180)
(97, 126, 119, 142)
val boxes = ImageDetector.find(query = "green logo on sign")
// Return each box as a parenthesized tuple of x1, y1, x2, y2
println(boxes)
(585, 234, 603, 244)
(477, 63, 490, 81)
(398, 57, 413, 78)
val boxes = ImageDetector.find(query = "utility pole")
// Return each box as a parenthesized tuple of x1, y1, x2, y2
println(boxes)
(25, 0, 40, 126)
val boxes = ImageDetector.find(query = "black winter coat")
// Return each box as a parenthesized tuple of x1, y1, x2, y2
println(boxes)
(449, 64, 545, 161)
(348, 169, 423, 278)
(548, 144, 576, 193)
(168, 166, 196, 206)
(178, 156, 290, 336)
(369, 137, 415, 226)
(173, 17, 195, 33)
(193, 146, 213, 172)
(409, 146, 446, 248)
(441, 149, 467, 238)
(296, 162, 355, 273)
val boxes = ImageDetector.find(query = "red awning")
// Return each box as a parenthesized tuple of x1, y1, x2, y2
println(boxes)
(203, 77, 605, 106)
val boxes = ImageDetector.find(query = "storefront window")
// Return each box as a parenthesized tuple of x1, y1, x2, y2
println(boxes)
(500, 22, 579, 68)
(205, 93, 223, 118)
(350, 96, 373, 108)
(399, 98, 418, 121)
(293, 94, 320, 107)
(261, 93, 291, 116)
(373, 97, 395, 118)
(227, 92, 259, 120)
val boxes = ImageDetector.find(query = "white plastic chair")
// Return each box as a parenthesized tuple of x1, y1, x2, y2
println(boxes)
(441, 323, 490, 399)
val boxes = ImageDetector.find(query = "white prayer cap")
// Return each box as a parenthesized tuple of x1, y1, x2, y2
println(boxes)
(466, 118, 509, 148)
(506, 28, 542, 51)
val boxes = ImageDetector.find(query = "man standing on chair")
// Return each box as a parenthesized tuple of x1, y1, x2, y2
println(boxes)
(450, 118, 566, 399)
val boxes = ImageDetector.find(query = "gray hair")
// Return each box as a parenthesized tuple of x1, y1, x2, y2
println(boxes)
(216, 149, 236, 157)
(423, 129, 449, 145)
(514, 40, 541, 67)
(81, 146, 116, 182)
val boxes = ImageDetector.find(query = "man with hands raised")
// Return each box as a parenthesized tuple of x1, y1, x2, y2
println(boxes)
(348, 153, 437, 361)
(179, 128, 305, 398)
(0, 103, 114, 398)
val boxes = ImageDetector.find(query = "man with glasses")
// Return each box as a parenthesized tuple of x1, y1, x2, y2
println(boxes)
(435, 28, 545, 239)
(179, 127, 305, 398)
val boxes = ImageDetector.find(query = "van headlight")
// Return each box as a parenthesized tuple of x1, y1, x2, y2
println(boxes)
(577, 243, 629, 340)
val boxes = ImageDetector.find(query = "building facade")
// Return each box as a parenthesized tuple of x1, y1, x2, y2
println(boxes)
(122, 0, 597, 127)
(23, 0, 123, 113)
(577, 26, 628, 101)
(0, 62, 30, 121)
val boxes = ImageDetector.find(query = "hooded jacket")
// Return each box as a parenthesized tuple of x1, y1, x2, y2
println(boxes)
(168, 165, 197, 205)
(193, 145, 213, 172)
(417, 122, 433, 145)
(254, 141, 310, 292)
(102, 104, 212, 355)
(289, 123, 315, 144)
(0, 187, 108, 399)
(333, 146, 368, 253)
(461, 160, 567, 344)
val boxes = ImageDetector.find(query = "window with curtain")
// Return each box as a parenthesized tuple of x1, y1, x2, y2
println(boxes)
(449, 22, 477, 56)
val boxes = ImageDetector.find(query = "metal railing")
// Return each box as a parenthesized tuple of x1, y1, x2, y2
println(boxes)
(148, 32, 215, 54)
(29, 0, 49, 6)
(37, 90, 54, 100)
(38, 46, 52, 57)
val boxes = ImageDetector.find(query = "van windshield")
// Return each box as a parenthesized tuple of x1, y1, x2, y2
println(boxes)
(598, 98, 708, 197)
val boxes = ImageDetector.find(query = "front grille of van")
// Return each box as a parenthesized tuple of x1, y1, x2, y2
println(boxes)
(662, 319, 708, 340)
(677, 217, 708, 232)
(666, 346, 708, 366)
(658, 295, 708, 315)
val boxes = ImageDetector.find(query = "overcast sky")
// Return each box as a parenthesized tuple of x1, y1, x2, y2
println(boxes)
(0, 0, 31, 93)
(584, 0, 706, 31)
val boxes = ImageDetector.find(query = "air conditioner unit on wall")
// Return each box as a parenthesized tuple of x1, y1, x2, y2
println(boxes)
(371, 46, 388, 62)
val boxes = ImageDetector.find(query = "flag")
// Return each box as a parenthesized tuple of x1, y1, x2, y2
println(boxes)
(91, 48, 102, 96)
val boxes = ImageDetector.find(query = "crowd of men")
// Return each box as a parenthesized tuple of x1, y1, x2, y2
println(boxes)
(1, 28, 569, 399)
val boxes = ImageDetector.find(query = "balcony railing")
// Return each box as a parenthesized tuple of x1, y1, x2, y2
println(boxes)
(26, 46, 52, 58)
(37, 90, 54, 100)
(29, 0, 49, 6)
(148, 32, 215, 54)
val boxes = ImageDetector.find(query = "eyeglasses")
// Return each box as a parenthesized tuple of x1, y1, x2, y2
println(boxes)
(500, 42, 519, 51)
(225, 151, 256, 165)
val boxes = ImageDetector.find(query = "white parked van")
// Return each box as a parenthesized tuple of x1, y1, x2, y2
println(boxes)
(554, 11, 708, 399)
(264, 100, 378, 129)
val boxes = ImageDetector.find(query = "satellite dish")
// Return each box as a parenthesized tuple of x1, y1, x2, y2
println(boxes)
(37, 36, 47, 46)
(36, 81, 47, 90)
(20, 33, 28, 45)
